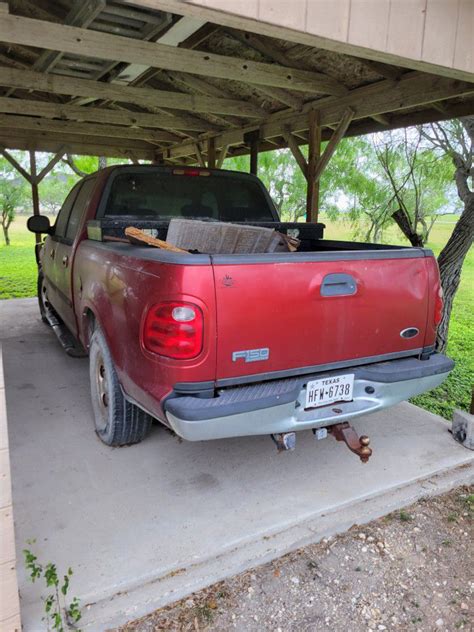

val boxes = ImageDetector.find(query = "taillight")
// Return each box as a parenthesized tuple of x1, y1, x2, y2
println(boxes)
(172, 168, 210, 176)
(143, 301, 203, 359)
(434, 285, 443, 326)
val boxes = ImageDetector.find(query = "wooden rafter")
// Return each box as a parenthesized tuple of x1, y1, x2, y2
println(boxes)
(0, 129, 156, 159)
(31, 0, 105, 73)
(194, 142, 206, 167)
(0, 12, 351, 95)
(162, 73, 474, 160)
(216, 144, 228, 169)
(226, 28, 347, 95)
(0, 147, 31, 181)
(0, 97, 220, 132)
(0, 67, 264, 118)
(0, 114, 181, 144)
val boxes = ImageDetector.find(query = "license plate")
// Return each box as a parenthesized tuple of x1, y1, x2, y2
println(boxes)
(305, 374, 354, 409)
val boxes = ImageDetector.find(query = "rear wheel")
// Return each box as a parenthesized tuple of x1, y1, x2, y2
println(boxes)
(37, 270, 50, 325)
(89, 326, 153, 446)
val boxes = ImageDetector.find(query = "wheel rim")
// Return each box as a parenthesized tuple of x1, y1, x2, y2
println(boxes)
(95, 350, 110, 433)
(41, 279, 50, 311)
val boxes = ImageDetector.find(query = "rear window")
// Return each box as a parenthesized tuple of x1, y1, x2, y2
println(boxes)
(103, 172, 274, 222)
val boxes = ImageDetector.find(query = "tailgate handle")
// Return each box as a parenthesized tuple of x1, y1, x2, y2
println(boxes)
(321, 273, 357, 297)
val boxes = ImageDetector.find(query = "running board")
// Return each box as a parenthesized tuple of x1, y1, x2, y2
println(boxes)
(44, 306, 87, 358)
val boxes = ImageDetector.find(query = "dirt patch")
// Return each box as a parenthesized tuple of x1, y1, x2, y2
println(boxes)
(117, 487, 473, 632)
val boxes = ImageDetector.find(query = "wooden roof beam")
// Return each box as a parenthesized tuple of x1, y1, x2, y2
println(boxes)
(33, 0, 106, 73)
(227, 31, 392, 128)
(162, 72, 474, 159)
(0, 96, 220, 132)
(0, 12, 353, 95)
(0, 128, 156, 159)
(0, 114, 181, 144)
(0, 66, 264, 118)
(228, 98, 474, 158)
(226, 28, 347, 94)
(4, 0, 105, 99)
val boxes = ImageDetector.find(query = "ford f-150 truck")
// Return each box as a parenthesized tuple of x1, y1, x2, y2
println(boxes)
(27, 165, 453, 460)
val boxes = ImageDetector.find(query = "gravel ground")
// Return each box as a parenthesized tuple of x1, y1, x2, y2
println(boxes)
(117, 487, 473, 632)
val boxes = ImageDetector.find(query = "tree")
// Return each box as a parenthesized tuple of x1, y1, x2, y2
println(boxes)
(0, 157, 27, 245)
(421, 117, 474, 352)
(373, 128, 453, 246)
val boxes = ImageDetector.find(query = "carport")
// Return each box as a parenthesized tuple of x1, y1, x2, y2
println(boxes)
(0, 1, 473, 630)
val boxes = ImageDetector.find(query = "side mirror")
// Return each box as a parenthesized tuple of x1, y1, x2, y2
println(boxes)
(27, 215, 51, 235)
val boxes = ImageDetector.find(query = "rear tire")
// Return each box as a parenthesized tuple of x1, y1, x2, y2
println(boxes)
(37, 270, 50, 325)
(89, 326, 153, 446)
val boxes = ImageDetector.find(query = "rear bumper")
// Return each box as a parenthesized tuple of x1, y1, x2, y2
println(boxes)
(164, 354, 454, 441)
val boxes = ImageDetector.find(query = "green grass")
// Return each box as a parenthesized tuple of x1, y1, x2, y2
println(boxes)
(0, 216, 43, 299)
(1, 213, 472, 419)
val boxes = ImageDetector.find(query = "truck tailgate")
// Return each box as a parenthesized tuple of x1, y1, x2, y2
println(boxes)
(211, 251, 431, 383)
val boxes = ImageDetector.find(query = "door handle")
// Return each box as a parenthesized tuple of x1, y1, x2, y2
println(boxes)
(62, 255, 69, 267)
(50, 249, 55, 259)
(321, 273, 357, 297)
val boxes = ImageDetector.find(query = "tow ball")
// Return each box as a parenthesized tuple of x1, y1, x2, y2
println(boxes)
(328, 422, 373, 463)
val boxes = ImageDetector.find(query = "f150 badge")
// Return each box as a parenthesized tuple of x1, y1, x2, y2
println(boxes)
(232, 348, 270, 363)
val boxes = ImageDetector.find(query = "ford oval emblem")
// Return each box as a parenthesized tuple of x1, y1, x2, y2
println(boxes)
(400, 327, 419, 339)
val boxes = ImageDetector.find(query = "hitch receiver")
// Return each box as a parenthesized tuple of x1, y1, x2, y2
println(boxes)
(271, 432, 296, 452)
(329, 422, 372, 463)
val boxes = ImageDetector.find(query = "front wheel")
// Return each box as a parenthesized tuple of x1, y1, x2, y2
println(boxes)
(89, 326, 153, 446)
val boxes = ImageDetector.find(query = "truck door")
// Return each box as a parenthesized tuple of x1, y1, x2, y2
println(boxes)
(54, 177, 96, 334)
(42, 182, 82, 320)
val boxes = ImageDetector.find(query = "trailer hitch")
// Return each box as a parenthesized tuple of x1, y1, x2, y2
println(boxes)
(271, 432, 296, 452)
(329, 422, 372, 463)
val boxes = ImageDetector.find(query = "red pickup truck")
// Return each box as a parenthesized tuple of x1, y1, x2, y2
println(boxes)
(28, 165, 453, 458)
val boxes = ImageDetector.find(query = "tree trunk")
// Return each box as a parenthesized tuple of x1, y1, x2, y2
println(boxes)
(436, 193, 474, 352)
(391, 208, 424, 246)
(2, 224, 10, 246)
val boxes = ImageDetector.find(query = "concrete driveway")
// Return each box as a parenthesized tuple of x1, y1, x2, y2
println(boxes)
(1, 298, 473, 631)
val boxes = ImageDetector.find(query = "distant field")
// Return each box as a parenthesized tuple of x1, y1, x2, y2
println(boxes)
(1, 213, 472, 419)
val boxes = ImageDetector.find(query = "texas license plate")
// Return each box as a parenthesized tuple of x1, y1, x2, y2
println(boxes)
(305, 374, 354, 409)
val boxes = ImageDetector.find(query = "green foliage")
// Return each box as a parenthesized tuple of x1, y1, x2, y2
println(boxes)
(39, 173, 76, 216)
(399, 510, 413, 522)
(23, 542, 81, 631)
(0, 155, 29, 245)
(225, 150, 308, 221)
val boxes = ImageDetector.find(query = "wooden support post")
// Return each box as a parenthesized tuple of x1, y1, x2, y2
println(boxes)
(244, 130, 259, 176)
(312, 108, 354, 183)
(1, 146, 65, 244)
(29, 150, 41, 245)
(306, 109, 321, 222)
(207, 137, 216, 169)
(250, 139, 258, 176)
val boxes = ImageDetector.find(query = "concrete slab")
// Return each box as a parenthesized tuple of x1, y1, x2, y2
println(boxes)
(1, 298, 473, 631)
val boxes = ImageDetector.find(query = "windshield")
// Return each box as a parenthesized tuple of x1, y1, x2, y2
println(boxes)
(104, 172, 275, 222)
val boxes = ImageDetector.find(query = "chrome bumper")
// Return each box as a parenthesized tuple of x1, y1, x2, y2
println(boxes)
(165, 354, 453, 441)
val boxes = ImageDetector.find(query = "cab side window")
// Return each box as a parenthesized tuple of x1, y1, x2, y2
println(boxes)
(54, 182, 83, 240)
(65, 178, 96, 242)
